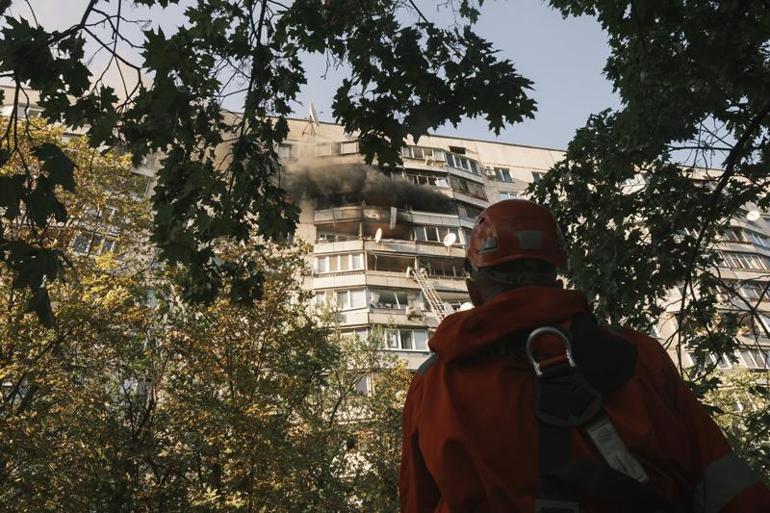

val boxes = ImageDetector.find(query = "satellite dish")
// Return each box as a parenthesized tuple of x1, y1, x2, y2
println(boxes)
(405, 266, 412, 278)
(443, 232, 457, 247)
(309, 101, 319, 126)
(747, 209, 761, 221)
(459, 302, 474, 311)
(374, 228, 383, 243)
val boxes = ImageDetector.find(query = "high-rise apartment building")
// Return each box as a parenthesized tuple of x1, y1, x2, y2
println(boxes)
(280, 117, 770, 372)
(3, 85, 769, 374)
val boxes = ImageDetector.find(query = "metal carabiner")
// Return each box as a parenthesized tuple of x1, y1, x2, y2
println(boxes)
(526, 326, 576, 376)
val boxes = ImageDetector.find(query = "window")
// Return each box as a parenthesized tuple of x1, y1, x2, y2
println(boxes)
(446, 153, 481, 175)
(317, 231, 356, 243)
(449, 176, 487, 200)
(721, 227, 750, 243)
(493, 167, 513, 182)
(1, 104, 42, 119)
(714, 353, 732, 370)
(341, 329, 368, 340)
(719, 252, 770, 271)
(401, 146, 446, 161)
(386, 329, 429, 351)
(315, 143, 340, 157)
(721, 228, 770, 248)
(740, 348, 770, 369)
(102, 238, 118, 254)
(414, 330, 428, 350)
(458, 204, 483, 220)
(339, 141, 359, 154)
(741, 282, 767, 301)
(367, 253, 413, 273)
(531, 171, 545, 182)
(315, 253, 365, 273)
(369, 289, 410, 309)
(72, 234, 92, 253)
(749, 231, 770, 249)
(498, 191, 519, 201)
(354, 376, 370, 395)
(404, 170, 450, 188)
(690, 352, 735, 369)
(757, 313, 770, 333)
(413, 226, 460, 244)
(422, 257, 465, 278)
(276, 143, 297, 160)
(315, 289, 366, 310)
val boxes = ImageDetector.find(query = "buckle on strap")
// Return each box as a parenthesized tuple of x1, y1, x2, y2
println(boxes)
(535, 498, 580, 513)
(526, 326, 576, 376)
(529, 326, 602, 427)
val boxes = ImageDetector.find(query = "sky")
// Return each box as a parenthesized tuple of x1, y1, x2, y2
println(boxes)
(11, 0, 619, 150)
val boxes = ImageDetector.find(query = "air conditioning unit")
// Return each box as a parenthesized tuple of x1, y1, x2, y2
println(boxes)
(484, 166, 496, 178)
(424, 156, 435, 165)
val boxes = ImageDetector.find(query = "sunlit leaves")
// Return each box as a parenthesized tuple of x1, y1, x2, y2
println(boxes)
(0, 238, 411, 511)
(536, 2, 770, 472)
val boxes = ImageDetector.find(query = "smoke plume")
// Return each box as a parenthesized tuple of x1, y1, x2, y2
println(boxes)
(283, 162, 456, 214)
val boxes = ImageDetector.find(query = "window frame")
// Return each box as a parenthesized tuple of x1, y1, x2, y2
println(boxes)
(315, 253, 365, 274)
(493, 167, 513, 182)
(384, 329, 430, 352)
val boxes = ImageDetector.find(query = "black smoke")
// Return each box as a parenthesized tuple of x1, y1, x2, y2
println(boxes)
(283, 163, 456, 214)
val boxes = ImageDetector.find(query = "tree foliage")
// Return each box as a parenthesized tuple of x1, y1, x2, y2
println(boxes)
(534, 0, 770, 359)
(705, 369, 770, 479)
(0, 125, 412, 512)
(532, 0, 770, 467)
(0, 0, 535, 319)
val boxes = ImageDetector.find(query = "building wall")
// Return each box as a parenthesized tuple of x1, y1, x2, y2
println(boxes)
(282, 117, 770, 371)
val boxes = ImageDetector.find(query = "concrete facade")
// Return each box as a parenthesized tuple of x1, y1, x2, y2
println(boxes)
(280, 116, 770, 372)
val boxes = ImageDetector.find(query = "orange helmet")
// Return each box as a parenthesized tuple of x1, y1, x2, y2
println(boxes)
(466, 199, 567, 271)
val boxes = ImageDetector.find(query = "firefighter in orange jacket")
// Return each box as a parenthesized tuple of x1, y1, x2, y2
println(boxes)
(399, 199, 770, 513)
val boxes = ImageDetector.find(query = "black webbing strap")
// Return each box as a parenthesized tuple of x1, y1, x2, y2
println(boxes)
(538, 422, 580, 513)
(550, 459, 679, 513)
(528, 318, 678, 513)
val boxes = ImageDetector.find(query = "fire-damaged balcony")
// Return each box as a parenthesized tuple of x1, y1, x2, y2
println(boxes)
(365, 253, 467, 293)
(314, 206, 467, 258)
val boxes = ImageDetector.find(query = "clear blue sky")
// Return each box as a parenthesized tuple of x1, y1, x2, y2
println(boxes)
(15, 0, 619, 150)
(295, 1, 620, 150)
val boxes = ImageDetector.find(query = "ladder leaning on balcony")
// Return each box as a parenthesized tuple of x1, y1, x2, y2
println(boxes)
(406, 266, 451, 323)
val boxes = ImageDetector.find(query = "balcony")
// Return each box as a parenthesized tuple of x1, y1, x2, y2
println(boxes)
(450, 191, 490, 209)
(313, 239, 365, 254)
(313, 205, 395, 224)
(399, 210, 461, 227)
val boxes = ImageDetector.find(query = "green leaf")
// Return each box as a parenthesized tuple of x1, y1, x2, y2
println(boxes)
(33, 143, 75, 191)
(28, 285, 54, 327)
(0, 174, 25, 219)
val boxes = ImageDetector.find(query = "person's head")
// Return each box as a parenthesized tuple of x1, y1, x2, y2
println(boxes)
(465, 200, 567, 306)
